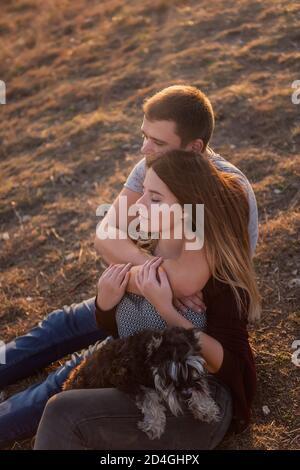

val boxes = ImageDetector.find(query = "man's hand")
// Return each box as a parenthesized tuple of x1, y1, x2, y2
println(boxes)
(135, 257, 174, 315)
(173, 290, 206, 314)
(96, 263, 132, 311)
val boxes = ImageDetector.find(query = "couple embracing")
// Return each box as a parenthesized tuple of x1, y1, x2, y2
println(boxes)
(0, 85, 260, 450)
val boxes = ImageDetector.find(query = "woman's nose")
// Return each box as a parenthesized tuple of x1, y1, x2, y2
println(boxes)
(136, 197, 149, 217)
(136, 194, 145, 205)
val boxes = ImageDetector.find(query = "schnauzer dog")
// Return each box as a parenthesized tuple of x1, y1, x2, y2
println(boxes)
(63, 326, 220, 439)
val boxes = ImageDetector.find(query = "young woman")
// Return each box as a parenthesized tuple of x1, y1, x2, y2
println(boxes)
(34, 149, 261, 450)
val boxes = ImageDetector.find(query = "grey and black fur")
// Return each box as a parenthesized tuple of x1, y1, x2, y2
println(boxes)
(63, 326, 220, 439)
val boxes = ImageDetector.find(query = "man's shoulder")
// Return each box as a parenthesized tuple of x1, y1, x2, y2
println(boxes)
(127, 156, 146, 175)
(209, 151, 247, 179)
(209, 151, 256, 195)
(133, 156, 146, 172)
(209, 150, 258, 254)
(124, 157, 146, 193)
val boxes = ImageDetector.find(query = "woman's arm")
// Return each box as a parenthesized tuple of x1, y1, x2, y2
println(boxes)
(158, 303, 224, 373)
(94, 298, 119, 338)
(94, 263, 132, 337)
(135, 259, 257, 432)
(135, 258, 223, 373)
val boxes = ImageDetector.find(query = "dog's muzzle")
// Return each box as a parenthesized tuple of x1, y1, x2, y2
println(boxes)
(181, 387, 193, 399)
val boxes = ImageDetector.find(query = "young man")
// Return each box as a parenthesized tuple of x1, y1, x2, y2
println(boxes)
(0, 85, 258, 446)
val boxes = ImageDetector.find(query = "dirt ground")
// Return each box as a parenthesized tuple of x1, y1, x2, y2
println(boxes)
(0, 0, 299, 450)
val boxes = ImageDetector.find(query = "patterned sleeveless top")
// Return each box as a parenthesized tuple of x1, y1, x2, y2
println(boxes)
(115, 292, 207, 338)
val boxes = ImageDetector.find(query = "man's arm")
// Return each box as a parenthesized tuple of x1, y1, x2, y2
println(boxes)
(95, 158, 150, 266)
(95, 186, 152, 266)
(127, 247, 211, 299)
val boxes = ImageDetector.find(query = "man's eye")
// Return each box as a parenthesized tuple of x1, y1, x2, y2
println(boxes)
(154, 142, 164, 147)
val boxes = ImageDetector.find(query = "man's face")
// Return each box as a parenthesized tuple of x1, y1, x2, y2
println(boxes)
(140, 116, 182, 156)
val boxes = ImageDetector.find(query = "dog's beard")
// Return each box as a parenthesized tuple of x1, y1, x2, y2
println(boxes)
(153, 370, 182, 417)
(151, 354, 220, 424)
(136, 387, 167, 440)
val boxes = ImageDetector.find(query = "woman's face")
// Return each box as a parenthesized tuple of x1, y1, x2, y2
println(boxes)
(135, 168, 183, 236)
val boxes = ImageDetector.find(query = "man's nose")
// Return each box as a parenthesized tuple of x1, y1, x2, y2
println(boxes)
(141, 138, 154, 155)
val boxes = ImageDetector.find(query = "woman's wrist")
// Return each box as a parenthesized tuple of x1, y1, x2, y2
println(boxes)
(95, 295, 114, 312)
(95, 295, 104, 311)
(158, 304, 194, 329)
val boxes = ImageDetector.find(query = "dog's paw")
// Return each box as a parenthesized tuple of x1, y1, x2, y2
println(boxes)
(200, 399, 221, 423)
(137, 419, 164, 440)
(188, 390, 221, 423)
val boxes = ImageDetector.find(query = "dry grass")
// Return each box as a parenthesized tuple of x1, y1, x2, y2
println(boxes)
(0, 0, 299, 450)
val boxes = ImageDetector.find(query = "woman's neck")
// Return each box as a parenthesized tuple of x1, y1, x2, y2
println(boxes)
(154, 237, 183, 259)
(153, 222, 185, 259)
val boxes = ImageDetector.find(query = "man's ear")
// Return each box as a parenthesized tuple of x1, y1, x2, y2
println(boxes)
(185, 139, 204, 153)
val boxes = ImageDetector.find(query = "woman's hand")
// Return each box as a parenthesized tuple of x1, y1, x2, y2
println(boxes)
(96, 263, 131, 311)
(173, 291, 206, 314)
(135, 257, 174, 317)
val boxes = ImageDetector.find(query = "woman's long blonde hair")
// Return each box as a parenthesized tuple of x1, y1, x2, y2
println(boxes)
(145, 150, 261, 323)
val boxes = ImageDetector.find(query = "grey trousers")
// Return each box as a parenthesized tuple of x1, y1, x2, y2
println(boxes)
(34, 376, 232, 450)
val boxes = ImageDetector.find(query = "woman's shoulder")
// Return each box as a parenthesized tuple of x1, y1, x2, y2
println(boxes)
(203, 276, 229, 297)
(203, 277, 249, 324)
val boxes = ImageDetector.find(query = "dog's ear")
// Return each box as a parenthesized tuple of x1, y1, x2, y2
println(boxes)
(146, 332, 163, 359)
(191, 329, 203, 354)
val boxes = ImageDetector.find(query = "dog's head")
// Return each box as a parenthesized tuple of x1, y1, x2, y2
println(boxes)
(146, 327, 206, 405)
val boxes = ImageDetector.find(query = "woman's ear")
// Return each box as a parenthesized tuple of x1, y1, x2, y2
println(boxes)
(186, 139, 204, 153)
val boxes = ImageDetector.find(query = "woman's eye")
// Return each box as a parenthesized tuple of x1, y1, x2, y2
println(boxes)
(151, 198, 161, 203)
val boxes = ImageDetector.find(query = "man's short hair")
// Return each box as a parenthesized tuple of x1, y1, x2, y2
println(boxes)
(143, 85, 215, 150)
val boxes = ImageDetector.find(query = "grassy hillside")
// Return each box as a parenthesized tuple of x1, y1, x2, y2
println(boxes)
(0, 0, 299, 449)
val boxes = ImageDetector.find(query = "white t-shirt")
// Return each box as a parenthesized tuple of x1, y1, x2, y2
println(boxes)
(124, 153, 258, 255)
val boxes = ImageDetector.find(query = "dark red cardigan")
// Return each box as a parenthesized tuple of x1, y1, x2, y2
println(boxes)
(95, 277, 257, 433)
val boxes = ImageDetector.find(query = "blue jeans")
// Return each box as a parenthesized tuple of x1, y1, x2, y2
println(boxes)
(0, 297, 108, 446)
